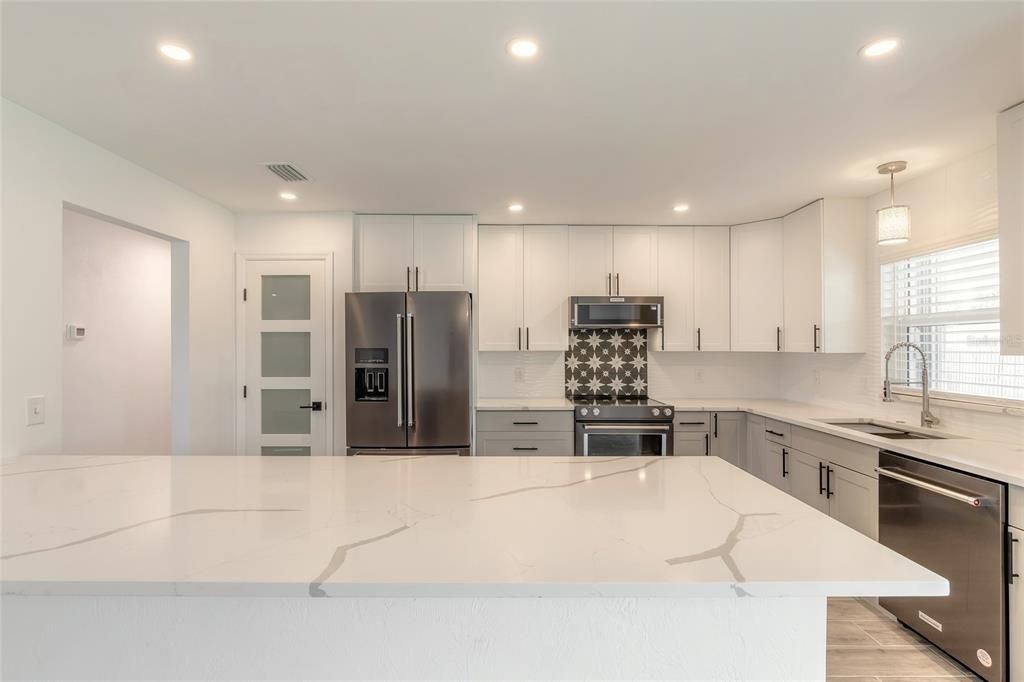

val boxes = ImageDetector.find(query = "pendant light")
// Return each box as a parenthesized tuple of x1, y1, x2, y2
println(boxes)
(876, 161, 910, 245)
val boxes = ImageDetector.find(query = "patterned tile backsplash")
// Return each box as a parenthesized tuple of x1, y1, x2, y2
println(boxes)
(564, 329, 648, 397)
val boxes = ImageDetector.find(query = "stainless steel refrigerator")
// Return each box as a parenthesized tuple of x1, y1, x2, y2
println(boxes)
(345, 291, 472, 455)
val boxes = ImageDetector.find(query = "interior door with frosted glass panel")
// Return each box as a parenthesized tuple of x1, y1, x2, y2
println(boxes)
(243, 259, 329, 455)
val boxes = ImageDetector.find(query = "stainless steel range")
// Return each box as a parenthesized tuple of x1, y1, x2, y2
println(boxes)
(573, 396, 674, 456)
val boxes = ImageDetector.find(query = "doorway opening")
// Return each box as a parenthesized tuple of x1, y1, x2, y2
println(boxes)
(61, 204, 190, 455)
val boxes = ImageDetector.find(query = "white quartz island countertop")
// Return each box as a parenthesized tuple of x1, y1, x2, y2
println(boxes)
(1, 454, 946, 599)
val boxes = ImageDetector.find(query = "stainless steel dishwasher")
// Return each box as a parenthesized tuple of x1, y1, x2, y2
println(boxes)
(878, 450, 1009, 682)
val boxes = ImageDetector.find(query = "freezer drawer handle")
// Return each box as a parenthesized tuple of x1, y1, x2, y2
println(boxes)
(876, 467, 984, 507)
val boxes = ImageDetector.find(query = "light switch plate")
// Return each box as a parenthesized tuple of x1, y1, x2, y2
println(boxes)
(26, 395, 45, 426)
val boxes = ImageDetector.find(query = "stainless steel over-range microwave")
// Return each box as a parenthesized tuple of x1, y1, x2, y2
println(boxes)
(569, 296, 664, 330)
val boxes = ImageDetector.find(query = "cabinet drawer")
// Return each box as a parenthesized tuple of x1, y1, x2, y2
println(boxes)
(674, 412, 710, 432)
(476, 432, 574, 456)
(476, 410, 573, 432)
(791, 426, 878, 479)
(764, 419, 791, 445)
(674, 431, 709, 456)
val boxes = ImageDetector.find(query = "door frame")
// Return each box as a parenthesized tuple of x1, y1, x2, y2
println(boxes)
(235, 253, 335, 456)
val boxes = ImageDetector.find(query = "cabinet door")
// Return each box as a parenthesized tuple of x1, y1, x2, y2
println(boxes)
(674, 432, 709, 456)
(612, 226, 658, 295)
(730, 220, 784, 351)
(764, 442, 791, 493)
(523, 226, 570, 351)
(710, 412, 745, 469)
(828, 464, 878, 540)
(413, 215, 473, 291)
(693, 228, 731, 351)
(998, 102, 1024, 355)
(745, 415, 767, 480)
(357, 215, 415, 292)
(568, 226, 614, 295)
(782, 201, 823, 353)
(788, 448, 828, 513)
(478, 226, 524, 351)
(1010, 525, 1023, 682)
(656, 227, 694, 351)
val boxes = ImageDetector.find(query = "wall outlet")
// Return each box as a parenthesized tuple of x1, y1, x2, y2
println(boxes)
(514, 367, 526, 384)
(26, 395, 45, 426)
(694, 368, 704, 384)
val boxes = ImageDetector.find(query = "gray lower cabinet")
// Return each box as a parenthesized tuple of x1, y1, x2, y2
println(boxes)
(709, 412, 746, 468)
(764, 441, 790, 493)
(475, 410, 574, 456)
(746, 414, 767, 480)
(674, 431, 709, 456)
(789, 448, 829, 513)
(1011, 524, 1023, 682)
(828, 464, 878, 539)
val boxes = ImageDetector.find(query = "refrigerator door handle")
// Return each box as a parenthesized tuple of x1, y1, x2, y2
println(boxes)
(406, 312, 415, 428)
(395, 314, 404, 427)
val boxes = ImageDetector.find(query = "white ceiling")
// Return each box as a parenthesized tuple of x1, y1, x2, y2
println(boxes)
(3, 2, 1022, 225)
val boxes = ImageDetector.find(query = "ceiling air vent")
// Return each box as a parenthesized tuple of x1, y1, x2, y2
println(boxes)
(264, 163, 308, 182)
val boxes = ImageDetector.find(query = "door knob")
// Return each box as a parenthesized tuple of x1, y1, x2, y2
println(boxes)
(299, 401, 324, 411)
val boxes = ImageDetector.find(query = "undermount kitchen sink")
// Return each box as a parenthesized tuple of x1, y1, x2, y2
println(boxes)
(815, 419, 961, 440)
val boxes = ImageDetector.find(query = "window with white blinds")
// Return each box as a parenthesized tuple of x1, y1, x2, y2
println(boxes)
(881, 238, 1024, 403)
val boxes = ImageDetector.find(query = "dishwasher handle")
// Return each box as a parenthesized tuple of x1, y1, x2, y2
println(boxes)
(876, 466, 984, 507)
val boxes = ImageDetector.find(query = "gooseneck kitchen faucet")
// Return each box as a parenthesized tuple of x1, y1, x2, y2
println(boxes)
(882, 341, 940, 428)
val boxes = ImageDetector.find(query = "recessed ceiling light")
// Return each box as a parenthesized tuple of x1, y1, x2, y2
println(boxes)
(860, 38, 899, 58)
(673, 204, 690, 213)
(508, 203, 524, 212)
(507, 39, 539, 59)
(158, 43, 192, 62)
(279, 192, 297, 201)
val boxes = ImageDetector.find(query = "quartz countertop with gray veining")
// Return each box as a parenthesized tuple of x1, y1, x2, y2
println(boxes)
(1, 454, 945, 599)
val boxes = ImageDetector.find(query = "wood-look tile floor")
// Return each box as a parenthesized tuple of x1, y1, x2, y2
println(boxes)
(827, 598, 982, 681)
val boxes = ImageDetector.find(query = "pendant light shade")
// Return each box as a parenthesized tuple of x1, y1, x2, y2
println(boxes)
(877, 161, 910, 245)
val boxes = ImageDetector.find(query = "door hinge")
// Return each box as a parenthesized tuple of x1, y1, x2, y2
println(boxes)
(243, 385, 247, 398)
(243, 288, 247, 302)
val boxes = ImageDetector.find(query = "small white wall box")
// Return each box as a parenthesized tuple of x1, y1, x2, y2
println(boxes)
(67, 324, 86, 340)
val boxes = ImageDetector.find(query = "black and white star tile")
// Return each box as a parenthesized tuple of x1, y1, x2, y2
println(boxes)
(564, 329, 648, 397)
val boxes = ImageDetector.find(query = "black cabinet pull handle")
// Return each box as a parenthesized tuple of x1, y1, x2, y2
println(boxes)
(813, 324, 821, 352)
(818, 462, 825, 494)
(766, 429, 784, 437)
(615, 273, 620, 295)
(826, 466, 834, 498)
(678, 421, 706, 426)
(697, 327, 702, 351)
(526, 327, 530, 350)
(415, 266, 420, 291)
(1007, 531, 1019, 585)
(777, 326, 782, 352)
(512, 421, 539, 425)
(518, 327, 522, 350)
(299, 401, 323, 412)
(406, 266, 411, 291)
(782, 447, 788, 477)
(704, 432, 709, 456)
(513, 447, 538, 451)
(607, 273, 612, 295)
(713, 413, 718, 438)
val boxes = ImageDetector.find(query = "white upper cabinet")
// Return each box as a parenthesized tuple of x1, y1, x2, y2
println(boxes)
(612, 226, 658, 295)
(523, 226, 570, 351)
(478, 226, 524, 351)
(568, 226, 614, 295)
(731, 219, 784, 352)
(413, 215, 475, 291)
(782, 202, 823, 353)
(356, 215, 415, 292)
(999, 102, 1024, 355)
(356, 214, 474, 292)
(478, 225, 568, 352)
(693, 227, 731, 351)
(656, 227, 695, 351)
(783, 199, 866, 353)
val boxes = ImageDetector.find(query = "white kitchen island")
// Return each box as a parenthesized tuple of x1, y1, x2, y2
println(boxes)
(1, 454, 945, 681)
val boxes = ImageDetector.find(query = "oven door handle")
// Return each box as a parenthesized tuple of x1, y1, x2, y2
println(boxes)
(581, 424, 671, 432)
(876, 467, 985, 507)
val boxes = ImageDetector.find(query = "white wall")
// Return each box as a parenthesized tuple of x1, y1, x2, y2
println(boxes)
(62, 209, 172, 454)
(234, 211, 354, 454)
(2, 99, 236, 456)
(781, 146, 1024, 444)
